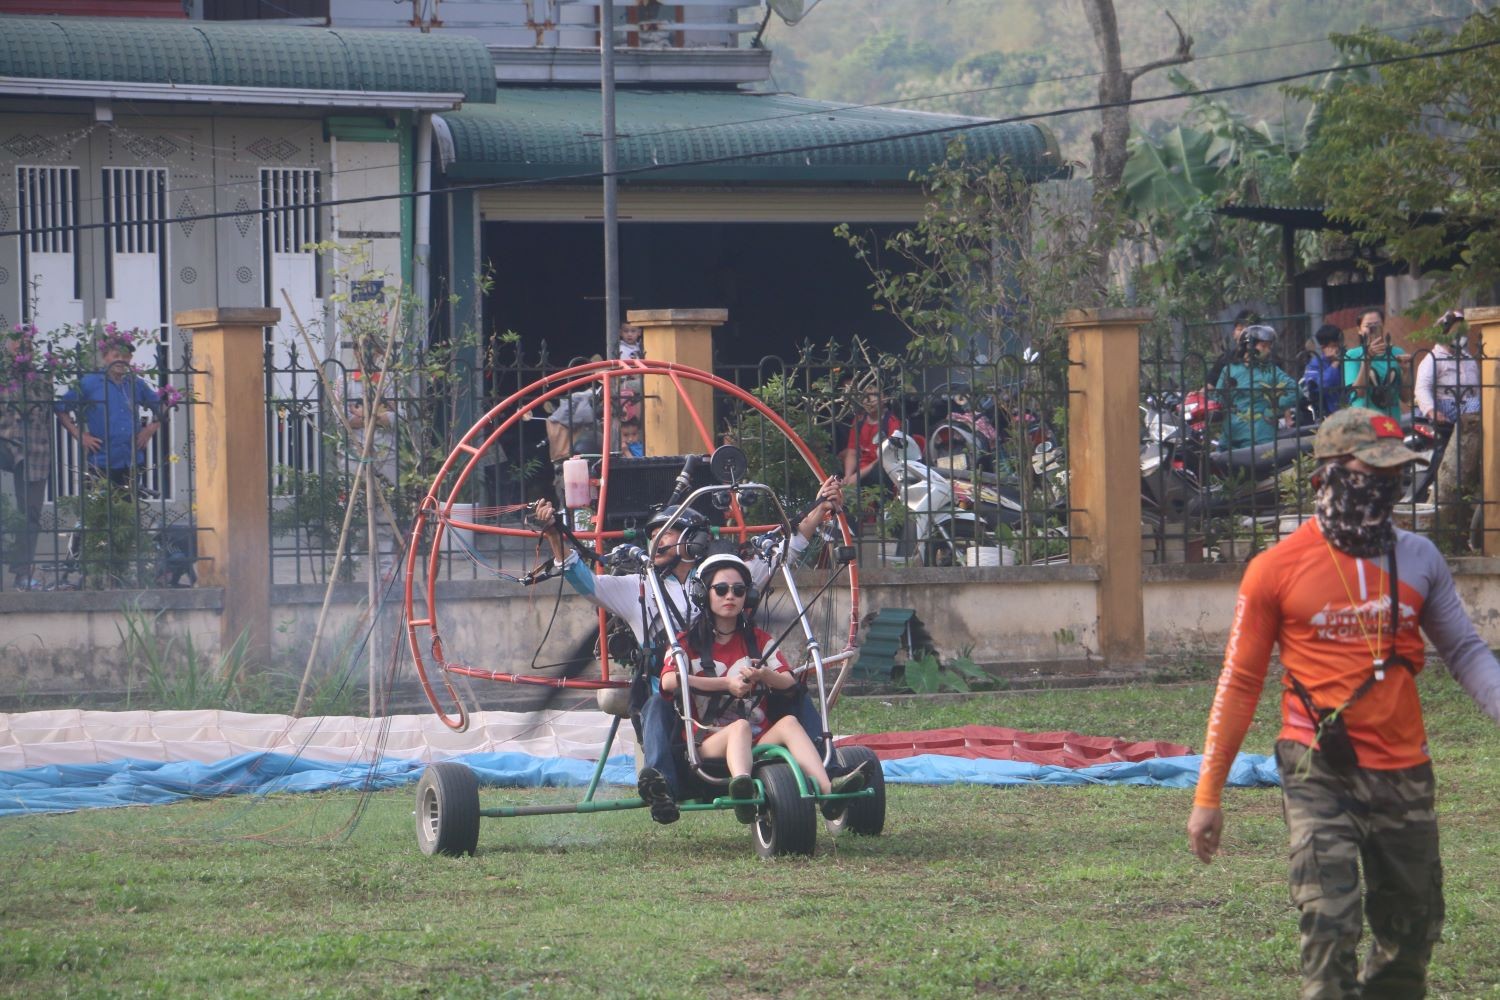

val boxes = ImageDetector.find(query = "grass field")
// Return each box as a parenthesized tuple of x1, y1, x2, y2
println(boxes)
(3, 676, 1499, 999)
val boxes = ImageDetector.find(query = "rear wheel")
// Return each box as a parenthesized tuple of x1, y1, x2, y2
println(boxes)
(751, 760, 816, 859)
(415, 763, 480, 857)
(822, 745, 885, 837)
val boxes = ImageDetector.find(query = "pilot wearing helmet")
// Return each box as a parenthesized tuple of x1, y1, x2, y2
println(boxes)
(534, 474, 844, 824)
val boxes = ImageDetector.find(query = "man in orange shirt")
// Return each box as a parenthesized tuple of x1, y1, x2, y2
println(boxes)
(1187, 408, 1500, 999)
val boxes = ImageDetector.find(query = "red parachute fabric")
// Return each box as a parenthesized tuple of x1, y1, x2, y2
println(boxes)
(836, 726, 1192, 769)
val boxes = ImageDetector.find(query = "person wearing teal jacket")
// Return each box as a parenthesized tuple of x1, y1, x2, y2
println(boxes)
(1342, 308, 1407, 418)
(1215, 325, 1299, 450)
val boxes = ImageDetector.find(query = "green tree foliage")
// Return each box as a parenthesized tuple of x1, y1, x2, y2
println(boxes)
(1293, 13, 1500, 307)
(837, 138, 1111, 359)
(1122, 75, 1297, 332)
(764, 1, 1481, 168)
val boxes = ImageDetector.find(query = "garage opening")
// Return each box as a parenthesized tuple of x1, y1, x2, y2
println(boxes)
(482, 220, 911, 370)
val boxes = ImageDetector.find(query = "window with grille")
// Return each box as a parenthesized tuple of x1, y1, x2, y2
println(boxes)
(16, 165, 82, 330)
(262, 167, 325, 481)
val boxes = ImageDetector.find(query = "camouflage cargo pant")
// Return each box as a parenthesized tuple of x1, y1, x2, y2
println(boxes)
(1277, 740, 1445, 1000)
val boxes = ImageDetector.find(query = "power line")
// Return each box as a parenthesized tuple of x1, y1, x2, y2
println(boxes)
(3, 32, 1497, 241)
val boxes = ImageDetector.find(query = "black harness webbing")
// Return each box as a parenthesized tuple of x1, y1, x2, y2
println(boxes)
(1286, 543, 1414, 743)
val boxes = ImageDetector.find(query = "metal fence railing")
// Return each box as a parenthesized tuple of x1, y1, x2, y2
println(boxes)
(712, 342, 1076, 567)
(0, 344, 201, 592)
(1140, 317, 1492, 564)
(263, 338, 1078, 579)
(7, 321, 1484, 591)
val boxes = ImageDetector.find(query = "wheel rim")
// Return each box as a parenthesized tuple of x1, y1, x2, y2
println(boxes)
(419, 785, 439, 843)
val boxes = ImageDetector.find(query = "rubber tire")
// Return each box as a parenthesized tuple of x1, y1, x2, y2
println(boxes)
(751, 760, 817, 859)
(415, 762, 480, 857)
(823, 745, 886, 837)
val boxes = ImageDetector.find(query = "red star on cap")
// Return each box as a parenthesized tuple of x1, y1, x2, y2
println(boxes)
(1371, 415, 1402, 438)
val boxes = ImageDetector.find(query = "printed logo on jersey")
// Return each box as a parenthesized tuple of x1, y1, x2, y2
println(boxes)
(1308, 595, 1417, 642)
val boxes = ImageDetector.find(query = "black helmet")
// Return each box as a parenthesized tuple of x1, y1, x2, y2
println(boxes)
(644, 504, 707, 535)
(645, 505, 711, 563)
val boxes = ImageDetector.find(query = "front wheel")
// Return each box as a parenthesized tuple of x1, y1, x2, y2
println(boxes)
(823, 745, 886, 837)
(415, 762, 480, 857)
(752, 761, 816, 859)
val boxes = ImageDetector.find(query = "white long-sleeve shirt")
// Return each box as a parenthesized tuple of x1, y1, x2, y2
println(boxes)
(560, 534, 809, 646)
(1414, 344, 1481, 418)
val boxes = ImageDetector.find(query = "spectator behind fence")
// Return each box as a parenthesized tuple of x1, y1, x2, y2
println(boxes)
(1414, 310, 1482, 533)
(1215, 324, 1298, 450)
(615, 322, 644, 361)
(545, 388, 600, 462)
(0, 323, 54, 590)
(54, 325, 161, 489)
(1205, 309, 1260, 390)
(1343, 308, 1407, 418)
(619, 416, 645, 458)
(1300, 323, 1346, 419)
(840, 383, 900, 489)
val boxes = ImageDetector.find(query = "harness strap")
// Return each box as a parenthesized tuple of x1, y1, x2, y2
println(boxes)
(1286, 545, 1414, 725)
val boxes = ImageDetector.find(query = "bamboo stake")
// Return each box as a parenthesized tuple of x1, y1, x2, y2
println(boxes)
(283, 288, 404, 716)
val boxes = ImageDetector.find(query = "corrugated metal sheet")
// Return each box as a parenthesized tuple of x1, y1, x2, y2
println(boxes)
(0, 15, 496, 102)
(441, 88, 1065, 184)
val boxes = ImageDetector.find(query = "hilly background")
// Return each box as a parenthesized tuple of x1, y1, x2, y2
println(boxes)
(758, 0, 1487, 167)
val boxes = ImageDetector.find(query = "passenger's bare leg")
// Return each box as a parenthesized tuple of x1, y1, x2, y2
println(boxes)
(760, 716, 831, 793)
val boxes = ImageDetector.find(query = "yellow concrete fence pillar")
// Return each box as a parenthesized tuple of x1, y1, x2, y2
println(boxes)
(1059, 307, 1151, 667)
(1456, 306, 1499, 557)
(627, 308, 727, 456)
(175, 307, 279, 666)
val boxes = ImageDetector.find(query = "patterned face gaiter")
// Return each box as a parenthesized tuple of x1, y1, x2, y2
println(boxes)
(1315, 463, 1401, 557)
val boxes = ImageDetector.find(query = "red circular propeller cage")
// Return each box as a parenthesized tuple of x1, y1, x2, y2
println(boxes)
(401, 358, 860, 730)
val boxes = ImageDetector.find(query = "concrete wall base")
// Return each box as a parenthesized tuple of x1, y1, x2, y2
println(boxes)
(3, 560, 1498, 705)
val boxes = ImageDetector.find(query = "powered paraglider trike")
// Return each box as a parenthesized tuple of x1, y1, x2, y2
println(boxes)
(401, 358, 883, 858)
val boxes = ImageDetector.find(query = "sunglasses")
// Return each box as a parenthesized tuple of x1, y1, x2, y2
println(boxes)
(710, 583, 748, 598)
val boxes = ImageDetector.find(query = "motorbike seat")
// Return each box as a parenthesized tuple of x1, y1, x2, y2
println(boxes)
(1211, 432, 1314, 479)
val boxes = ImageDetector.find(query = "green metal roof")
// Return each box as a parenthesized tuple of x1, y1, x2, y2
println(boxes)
(437, 88, 1064, 184)
(0, 15, 496, 104)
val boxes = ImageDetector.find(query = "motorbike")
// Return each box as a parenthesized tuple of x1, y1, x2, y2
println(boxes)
(1139, 390, 1317, 520)
(880, 430, 1024, 566)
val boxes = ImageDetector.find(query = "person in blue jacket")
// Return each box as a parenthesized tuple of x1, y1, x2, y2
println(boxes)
(55, 327, 161, 488)
(1215, 324, 1299, 450)
(1300, 323, 1346, 419)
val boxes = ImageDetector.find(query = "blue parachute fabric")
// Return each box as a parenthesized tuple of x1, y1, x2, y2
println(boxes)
(881, 752, 1281, 788)
(0, 751, 1279, 817)
(0, 752, 639, 817)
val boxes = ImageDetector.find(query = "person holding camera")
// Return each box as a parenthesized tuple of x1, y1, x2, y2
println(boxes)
(1186, 408, 1500, 998)
(1344, 308, 1407, 418)
(533, 474, 844, 824)
(1214, 324, 1298, 450)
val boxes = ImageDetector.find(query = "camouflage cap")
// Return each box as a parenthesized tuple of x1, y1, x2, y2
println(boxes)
(1312, 408, 1426, 467)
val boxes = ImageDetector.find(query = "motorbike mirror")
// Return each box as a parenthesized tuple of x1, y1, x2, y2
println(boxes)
(709, 445, 748, 484)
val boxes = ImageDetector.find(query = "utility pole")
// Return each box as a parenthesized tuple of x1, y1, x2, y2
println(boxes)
(601, 0, 620, 358)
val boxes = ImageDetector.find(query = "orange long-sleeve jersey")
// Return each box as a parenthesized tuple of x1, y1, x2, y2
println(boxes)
(1194, 518, 1500, 809)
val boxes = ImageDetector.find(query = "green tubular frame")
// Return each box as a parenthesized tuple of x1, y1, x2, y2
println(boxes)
(474, 727, 871, 820)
